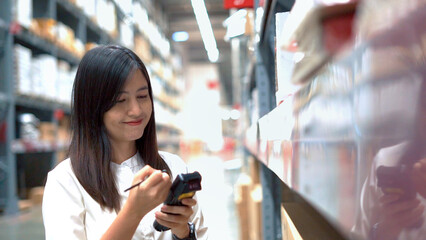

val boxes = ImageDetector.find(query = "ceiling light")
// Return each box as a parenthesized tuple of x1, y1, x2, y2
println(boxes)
(172, 31, 189, 42)
(191, 0, 219, 63)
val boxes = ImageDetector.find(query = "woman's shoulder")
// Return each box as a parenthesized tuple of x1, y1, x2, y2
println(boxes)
(46, 158, 78, 183)
(159, 151, 188, 176)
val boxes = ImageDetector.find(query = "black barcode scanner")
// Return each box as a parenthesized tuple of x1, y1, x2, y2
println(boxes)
(153, 171, 202, 232)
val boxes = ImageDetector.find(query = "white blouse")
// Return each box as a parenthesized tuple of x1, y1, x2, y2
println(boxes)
(42, 151, 208, 240)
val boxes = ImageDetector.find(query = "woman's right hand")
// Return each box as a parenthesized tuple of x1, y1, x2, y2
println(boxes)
(124, 165, 171, 220)
(100, 166, 171, 240)
(373, 193, 424, 240)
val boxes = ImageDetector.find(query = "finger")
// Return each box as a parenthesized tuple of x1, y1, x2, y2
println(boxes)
(133, 165, 155, 183)
(412, 165, 426, 188)
(143, 170, 168, 188)
(394, 204, 425, 227)
(161, 205, 194, 217)
(386, 198, 421, 216)
(155, 217, 181, 230)
(155, 211, 188, 225)
(180, 198, 197, 207)
(154, 172, 171, 190)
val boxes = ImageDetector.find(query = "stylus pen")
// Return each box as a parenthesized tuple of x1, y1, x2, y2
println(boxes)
(124, 169, 167, 192)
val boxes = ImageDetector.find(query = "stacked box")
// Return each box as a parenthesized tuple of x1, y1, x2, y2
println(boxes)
(14, 44, 32, 95)
(235, 158, 264, 240)
(32, 18, 57, 43)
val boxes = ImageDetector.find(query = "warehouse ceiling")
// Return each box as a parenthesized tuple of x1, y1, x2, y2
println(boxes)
(157, 0, 234, 104)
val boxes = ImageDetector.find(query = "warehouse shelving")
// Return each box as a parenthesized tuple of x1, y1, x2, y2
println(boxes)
(0, 0, 184, 214)
(15, 95, 71, 113)
(245, 0, 356, 238)
(241, 0, 426, 239)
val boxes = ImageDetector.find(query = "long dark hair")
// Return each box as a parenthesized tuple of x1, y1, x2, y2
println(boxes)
(69, 45, 171, 212)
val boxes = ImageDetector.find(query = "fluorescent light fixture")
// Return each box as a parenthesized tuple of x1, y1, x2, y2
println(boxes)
(172, 31, 189, 42)
(191, 0, 219, 62)
(207, 48, 219, 62)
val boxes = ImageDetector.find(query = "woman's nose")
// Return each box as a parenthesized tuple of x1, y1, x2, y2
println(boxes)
(127, 98, 142, 116)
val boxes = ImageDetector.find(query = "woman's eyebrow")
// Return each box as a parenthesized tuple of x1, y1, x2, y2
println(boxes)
(118, 86, 148, 94)
(136, 86, 149, 92)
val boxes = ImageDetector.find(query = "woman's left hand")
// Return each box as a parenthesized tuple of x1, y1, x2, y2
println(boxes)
(154, 198, 197, 238)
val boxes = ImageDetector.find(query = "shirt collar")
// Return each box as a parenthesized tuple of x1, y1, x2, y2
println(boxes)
(111, 152, 144, 169)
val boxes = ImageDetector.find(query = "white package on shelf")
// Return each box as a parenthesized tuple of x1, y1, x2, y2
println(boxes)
(14, 44, 32, 95)
(77, 0, 96, 19)
(151, 76, 163, 96)
(154, 102, 167, 125)
(57, 61, 70, 104)
(120, 21, 134, 48)
(114, 0, 132, 15)
(97, 0, 117, 34)
(31, 59, 42, 97)
(32, 55, 58, 100)
(14, 0, 32, 28)
(275, 12, 300, 105)
(133, 2, 149, 33)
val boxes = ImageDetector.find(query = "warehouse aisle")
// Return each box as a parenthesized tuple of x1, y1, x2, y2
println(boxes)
(187, 154, 241, 240)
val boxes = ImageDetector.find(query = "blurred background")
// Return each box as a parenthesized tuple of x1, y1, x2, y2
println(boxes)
(0, 0, 425, 239)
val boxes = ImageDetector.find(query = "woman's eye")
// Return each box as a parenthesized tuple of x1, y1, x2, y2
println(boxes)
(138, 95, 148, 99)
(116, 99, 125, 103)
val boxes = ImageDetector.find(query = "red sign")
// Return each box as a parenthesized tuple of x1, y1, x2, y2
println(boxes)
(224, 0, 254, 9)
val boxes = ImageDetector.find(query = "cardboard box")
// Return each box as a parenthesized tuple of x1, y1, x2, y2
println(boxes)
(29, 187, 44, 205)
(39, 122, 57, 142)
(34, 18, 57, 43)
(235, 181, 251, 240)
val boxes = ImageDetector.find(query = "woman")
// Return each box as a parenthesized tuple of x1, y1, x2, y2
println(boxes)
(42, 45, 207, 240)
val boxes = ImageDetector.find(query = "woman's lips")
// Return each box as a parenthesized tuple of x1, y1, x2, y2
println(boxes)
(124, 119, 143, 126)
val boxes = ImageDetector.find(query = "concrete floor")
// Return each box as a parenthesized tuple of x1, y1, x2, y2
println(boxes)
(0, 154, 241, 240)
(0, 206, 45, 239)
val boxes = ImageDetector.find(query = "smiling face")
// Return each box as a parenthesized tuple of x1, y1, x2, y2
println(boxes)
(103, 69, 153, 147)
